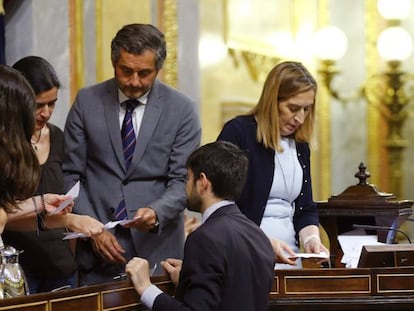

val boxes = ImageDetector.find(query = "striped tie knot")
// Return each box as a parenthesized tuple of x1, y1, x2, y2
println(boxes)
(124, 99, 138, 112)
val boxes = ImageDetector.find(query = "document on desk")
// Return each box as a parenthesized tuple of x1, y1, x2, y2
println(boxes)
(338, 234, 385, 268)
(50, 181, 80, 215)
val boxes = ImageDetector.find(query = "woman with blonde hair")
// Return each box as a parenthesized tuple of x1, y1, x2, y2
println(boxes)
(218, 61, 328, 267)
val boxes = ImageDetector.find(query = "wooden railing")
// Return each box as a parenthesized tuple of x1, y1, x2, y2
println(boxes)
(1, 267, 414, 310)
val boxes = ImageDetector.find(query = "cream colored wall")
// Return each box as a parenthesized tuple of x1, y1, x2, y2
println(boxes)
(199, 0, 262, 144)
(99, 0, 152, 81)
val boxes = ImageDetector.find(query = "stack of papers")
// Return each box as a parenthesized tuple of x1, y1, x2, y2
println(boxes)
(338, 234, 384, 268)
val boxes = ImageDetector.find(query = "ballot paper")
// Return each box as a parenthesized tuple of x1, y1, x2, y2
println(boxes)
(50, 181, 80, 215)
(289, 251, 329, 259)
(62, 218, 137, 240)
(337, 233, 385, 268)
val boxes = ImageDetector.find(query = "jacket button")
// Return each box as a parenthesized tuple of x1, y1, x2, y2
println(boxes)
(123, 180, 128, 185)
(304, 179, 308, 183)
(299, 206, 303, 210)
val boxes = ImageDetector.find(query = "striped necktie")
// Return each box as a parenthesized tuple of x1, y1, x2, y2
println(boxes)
(114, 99, 138, 220)
(121, 99, 138, 169)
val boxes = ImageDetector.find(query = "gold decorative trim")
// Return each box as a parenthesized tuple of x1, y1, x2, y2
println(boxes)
(0, 301, 47, 310)
(314, 0, 331, 200)
(284, 275, 371, 295)
(68, 0, 85, 105)
(95, 0, 103, 82)
(377, 273, 414, 294)
(161, 0, 178, 88)
(366, 0, 382, 188)
(50, 292, 100, 303)
(270, 276, 280, 294)
(228, 48, 280, 82)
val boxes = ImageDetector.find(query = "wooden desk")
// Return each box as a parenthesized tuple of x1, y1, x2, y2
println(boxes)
(269, 266, 414, 310)
(317, 163, 413, 267)
(1, 267, 414, 310)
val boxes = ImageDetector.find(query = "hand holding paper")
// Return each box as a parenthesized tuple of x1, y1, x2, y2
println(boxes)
(62, 218, 137, 240)
(50, 181, 80, 215)
(289, 251, 329, 259)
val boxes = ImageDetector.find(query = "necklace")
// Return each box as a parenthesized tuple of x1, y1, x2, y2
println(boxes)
(31, 129, 42, 152)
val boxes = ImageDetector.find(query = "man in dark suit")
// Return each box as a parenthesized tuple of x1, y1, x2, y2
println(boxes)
(63, 24, 201, 285)
(126, 141, 275, 310)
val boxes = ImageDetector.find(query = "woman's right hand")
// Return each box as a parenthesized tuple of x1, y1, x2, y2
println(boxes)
(269, 237, 298, 265)
(66, 214, 104, 237)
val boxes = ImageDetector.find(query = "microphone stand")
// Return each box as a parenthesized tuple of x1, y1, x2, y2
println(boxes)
(352, 224, 412, 244)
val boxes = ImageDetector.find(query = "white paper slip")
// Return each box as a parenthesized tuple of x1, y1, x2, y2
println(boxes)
(50, 181, 80, 215)
(62, 217, 140, 240)
(104, 218, 137, 230)
(289, 252, 329, 259)
(62, 232, 88, 240)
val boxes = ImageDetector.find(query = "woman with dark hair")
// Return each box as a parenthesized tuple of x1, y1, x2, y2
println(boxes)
(3, 56, 78, 293)
(218, 61, 329, 268)
(0, 64, 104, 292)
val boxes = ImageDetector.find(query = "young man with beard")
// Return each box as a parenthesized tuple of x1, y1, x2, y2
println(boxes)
(126, 141, 275, 311)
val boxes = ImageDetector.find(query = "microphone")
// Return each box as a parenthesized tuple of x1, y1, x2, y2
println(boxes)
(352, 224, 412, 244)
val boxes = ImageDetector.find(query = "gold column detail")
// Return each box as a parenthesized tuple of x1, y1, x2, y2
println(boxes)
(95, 0, 103, 82)
(160, 0, 178, 88)
(314, 0, 331, 201)
(68, 0, 85, 105)
(365, 0, 382, 188)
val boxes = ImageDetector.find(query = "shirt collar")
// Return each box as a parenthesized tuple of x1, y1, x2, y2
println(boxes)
(201, 200, 234, 224)
(118, 89, 150, 106)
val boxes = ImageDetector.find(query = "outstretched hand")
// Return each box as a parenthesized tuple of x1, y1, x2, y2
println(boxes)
(269, 237, 297, 265)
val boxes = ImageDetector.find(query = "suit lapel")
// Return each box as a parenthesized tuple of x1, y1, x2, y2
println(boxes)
(130, 80, 162, 168)
(103, 80, 126, 171)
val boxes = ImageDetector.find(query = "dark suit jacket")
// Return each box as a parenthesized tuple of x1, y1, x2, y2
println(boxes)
(217, 115, 319, 236)
(153, 204, 275, 311)
(63, 78, 201, 279)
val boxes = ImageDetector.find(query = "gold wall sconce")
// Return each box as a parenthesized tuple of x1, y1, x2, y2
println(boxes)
(228, 47, 280, 82)
(315, 0, 414, 199)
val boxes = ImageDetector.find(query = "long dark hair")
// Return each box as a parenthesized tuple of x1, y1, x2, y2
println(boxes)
(0, 65, 40, 213)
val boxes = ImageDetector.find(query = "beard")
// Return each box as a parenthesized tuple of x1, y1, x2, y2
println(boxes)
(186, 190, 202, 213)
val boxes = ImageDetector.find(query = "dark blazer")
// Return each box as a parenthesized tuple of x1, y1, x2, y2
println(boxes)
(153, 204, 275, 311)
(217, 115, 319, 236)
(63, 78, 201, 280)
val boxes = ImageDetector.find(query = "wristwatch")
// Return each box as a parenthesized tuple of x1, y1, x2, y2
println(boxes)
(149, 219, 160, 233)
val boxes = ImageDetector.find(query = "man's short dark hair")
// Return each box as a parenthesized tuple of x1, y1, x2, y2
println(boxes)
(111, 23, 167, 70)
(186, 141, 248, 201)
